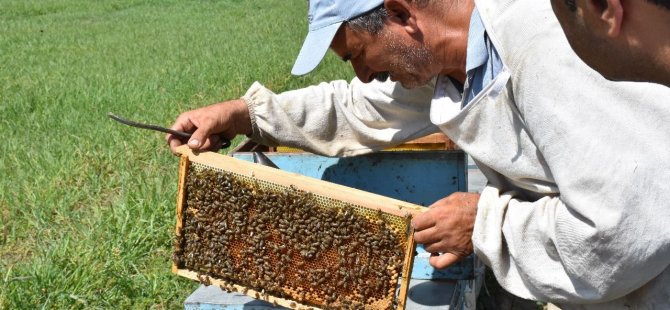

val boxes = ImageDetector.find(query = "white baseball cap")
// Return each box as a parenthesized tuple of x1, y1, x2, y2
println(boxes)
(291, 0, 385, 75)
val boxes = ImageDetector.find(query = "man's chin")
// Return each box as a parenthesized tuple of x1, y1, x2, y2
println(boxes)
(399, 82, 418, 89)
(398, 78, 431, 89)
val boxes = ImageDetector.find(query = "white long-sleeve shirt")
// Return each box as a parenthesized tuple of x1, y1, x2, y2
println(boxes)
(242, 0, 670, 308)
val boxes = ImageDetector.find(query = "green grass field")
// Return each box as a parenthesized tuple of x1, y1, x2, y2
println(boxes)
(0, 0, 353, 308)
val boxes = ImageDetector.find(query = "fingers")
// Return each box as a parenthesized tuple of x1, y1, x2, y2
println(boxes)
(422, 240, 448, 254)
(167, 134, 188, 155)
(413, 192, 477, 268)
(196, 134, 231, 152)
(411, 210, 436, 231)
(205, 135, 225, 152)
(413, 226, 442, 245)
(429, 252, 462, 269)
(412, 195, 456, 231)
(187, 124, 213, 150)
(166, 100, 250, 155)
(166, 114, 198, 155)
(165, 107, 225, 154)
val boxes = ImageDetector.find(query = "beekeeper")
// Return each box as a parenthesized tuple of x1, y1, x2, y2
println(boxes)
(167, 0, 670, 308)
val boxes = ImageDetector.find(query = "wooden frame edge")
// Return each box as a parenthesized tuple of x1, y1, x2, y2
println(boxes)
(175, 146, 426, 217)
(172, 154, 189, 274)
(397, 228, 417, 310)
(173, 269, 323, 310)
(173, 146, 426, 309)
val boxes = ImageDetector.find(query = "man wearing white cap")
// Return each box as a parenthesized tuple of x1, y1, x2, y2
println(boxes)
(167, 0, 670, 309)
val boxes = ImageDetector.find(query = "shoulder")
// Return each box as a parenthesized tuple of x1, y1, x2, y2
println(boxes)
(476, 0, 607, 106)
(476, 0, 567, 72)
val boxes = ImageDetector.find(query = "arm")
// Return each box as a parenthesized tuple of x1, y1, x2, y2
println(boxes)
(244, 78, 438, 156)
(168, 78, 438, 156)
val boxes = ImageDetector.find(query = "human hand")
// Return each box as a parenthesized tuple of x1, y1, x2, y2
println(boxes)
(166, 99, 251, 155)
(412, 192, 480, 269)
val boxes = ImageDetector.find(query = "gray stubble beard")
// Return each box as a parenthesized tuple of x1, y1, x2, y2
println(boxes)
(382, 30, 435, 88)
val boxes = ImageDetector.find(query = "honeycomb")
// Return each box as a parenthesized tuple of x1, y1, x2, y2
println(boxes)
(173, 160, 414, 310)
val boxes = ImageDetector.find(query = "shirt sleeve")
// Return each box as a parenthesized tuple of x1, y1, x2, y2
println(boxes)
(241, 78, 439, 157)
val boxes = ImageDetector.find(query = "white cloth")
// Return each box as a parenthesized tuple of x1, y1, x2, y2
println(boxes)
(466, 1, 670, 308)
(244, 79, 441, 156)
(242, 0, 670, 308)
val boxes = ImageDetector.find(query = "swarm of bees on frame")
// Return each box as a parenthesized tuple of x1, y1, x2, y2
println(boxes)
(173, 164, 411, 310)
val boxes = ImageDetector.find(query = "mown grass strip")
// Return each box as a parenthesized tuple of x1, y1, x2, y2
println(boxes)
(0, 0, 353, 308)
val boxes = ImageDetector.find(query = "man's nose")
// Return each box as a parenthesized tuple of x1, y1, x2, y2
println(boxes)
(351, 63, 373, 83)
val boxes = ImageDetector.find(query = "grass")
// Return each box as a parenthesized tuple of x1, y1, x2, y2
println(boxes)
(0, 0, 353, 308)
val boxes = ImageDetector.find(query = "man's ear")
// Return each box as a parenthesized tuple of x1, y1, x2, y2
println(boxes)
(586, 0, 623, 37)
(384, 0, 419, 34)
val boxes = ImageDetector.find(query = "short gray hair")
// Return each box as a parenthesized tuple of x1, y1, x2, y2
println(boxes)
(346, 5, 388, 35)
(344, 0, 432, 35)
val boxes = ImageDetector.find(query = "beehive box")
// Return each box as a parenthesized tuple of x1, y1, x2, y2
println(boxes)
(172, 146, 426, 310)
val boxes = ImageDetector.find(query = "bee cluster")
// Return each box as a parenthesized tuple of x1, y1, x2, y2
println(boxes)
(173, 164, 410, 309)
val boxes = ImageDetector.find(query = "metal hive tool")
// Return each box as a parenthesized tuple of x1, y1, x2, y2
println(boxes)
(172, 146, 425, 310)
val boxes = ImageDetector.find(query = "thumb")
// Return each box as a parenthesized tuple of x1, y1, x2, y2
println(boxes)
(187, 126, 213, 150)
(429, 253, 462, 269)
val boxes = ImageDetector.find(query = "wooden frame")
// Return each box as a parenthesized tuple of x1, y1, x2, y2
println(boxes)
(172, 146, 425, 309)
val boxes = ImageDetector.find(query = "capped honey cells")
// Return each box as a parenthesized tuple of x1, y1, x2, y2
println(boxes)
(173, 163, 412, 309)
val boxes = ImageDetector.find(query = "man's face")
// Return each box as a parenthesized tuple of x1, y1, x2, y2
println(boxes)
(330, 24, 438, 89)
